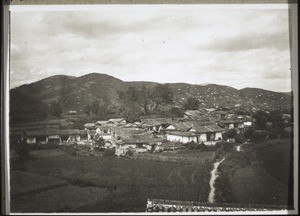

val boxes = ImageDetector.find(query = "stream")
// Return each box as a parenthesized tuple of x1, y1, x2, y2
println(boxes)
(208, 158, 225, 203)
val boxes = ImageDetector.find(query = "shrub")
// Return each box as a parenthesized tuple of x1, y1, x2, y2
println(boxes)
(235, 133, 246, 144)
(216, 141, 234, 152)
(223, 129, 237, 140)
(251, 130, 269, 142)
(186, 141, 200, 150)
(125, 149, 134, 157)
(244, 127, 255, 139)
(104, 147, 116, 156)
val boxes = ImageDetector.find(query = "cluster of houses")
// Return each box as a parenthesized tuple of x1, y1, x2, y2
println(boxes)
(10, 108, 292, 156)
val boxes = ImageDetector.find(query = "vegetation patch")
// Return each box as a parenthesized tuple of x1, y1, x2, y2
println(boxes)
(214, 139, 293, 208)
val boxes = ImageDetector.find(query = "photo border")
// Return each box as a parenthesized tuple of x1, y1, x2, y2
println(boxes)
(1, 0, 298, 215)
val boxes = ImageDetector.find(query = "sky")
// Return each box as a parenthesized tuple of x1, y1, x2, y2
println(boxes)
(10, 5, 292, 92)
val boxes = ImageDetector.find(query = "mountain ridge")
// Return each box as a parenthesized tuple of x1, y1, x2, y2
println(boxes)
(10, 73, 293, 123)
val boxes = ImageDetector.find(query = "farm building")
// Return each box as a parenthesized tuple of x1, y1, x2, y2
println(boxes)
(12, 129, 89, 144)
(165, 131, 198, 143)
(23, 129, 61, 144)
(164, 122, 192, 132)
(219, 119, 244, 130)
(60, 129, 88, 143)
(140, 118, 176, 132)
(113, 128, 163, 156)
(188, 124, 224, 145)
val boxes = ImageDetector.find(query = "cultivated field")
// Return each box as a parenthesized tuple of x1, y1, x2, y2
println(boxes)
(215, 138, 293, 208)
(10, 148, 215, 213)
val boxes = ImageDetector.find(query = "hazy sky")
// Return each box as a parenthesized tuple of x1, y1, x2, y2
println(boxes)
(10, 5, 292, 92)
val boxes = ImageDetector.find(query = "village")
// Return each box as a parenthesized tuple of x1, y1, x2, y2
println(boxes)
(10, 107, 292, 157)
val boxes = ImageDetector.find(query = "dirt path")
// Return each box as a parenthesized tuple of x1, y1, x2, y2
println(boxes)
(208, 158, 225, 203)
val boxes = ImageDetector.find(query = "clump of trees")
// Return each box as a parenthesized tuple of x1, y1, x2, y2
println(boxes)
(222, 129, 237, 140)
(183, 97, 200, 110)
(84, 98, 116, 120)
(118, 84, 174, 115)
(10, 138, 30, 170)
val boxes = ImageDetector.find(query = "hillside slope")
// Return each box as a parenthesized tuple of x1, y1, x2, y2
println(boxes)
(10, 73, 292, 123)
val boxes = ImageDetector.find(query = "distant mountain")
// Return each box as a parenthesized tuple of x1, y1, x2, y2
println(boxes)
(10, 73, 293, 123)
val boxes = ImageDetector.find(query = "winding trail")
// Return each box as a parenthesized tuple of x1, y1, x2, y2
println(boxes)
(208, 158, 225, 203)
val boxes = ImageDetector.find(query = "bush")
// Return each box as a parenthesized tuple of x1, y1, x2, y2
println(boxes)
(104, 147, 116, 156)
(223, 129, 237, 140)
(251, 131, 269, 142)
(244, 127, 255, 139)
(235, 133, 246, 144)
(125, 149, 134, 157)
(186, 141, 200, 150)
(215, 141, 234, 152)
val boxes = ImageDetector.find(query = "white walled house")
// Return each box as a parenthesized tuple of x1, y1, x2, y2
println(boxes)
(165, 131, 198, 143)
(188, 124, 224, 145)
(164, 122, 192, 132)
(219, 119, 244, 130)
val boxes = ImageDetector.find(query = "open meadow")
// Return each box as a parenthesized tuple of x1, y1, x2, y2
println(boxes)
(11, 147, 215, 213)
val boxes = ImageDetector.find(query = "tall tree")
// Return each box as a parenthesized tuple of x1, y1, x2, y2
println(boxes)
(253, 110, 268, 130)
(153, 84, 174, 105)
(184, 97, 200, 110)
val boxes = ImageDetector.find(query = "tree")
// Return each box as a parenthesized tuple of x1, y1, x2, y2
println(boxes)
(153, 84, 174, 106)
(244, 127, 255, 139)
(163, 107, 184, 118)
(121, 104, 143, 123)
(11, 138, 30, 170)
(118, 84, 174, 115)
(94, 135, 105, 147)
(223, 129, 237, 140)
(253, 110, 268, 130)
(184, 97, 200, 110)
(268, 110, 284, 130)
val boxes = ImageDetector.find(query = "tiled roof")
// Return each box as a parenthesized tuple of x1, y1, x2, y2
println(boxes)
(84, 123, 96, 128)
(166, 131, 197, 137)
(167, 122, 192, 131)
(220, 119, 243, 124)
(96, 120, 108, 125)
(22, 129, 88, 136)
(146, 199, 287, 212)
(191, 123, 225, 133)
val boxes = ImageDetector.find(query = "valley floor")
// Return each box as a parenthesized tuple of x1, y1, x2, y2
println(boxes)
(10, 148, 215, 213)
(10, 139, 294, 213)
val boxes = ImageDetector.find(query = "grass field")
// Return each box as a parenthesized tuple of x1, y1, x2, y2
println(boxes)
(215, 138, 293, 207)
(11, 148, 215, 213)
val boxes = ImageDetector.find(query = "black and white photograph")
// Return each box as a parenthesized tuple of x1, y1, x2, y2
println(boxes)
(3, 2, 298, 214)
